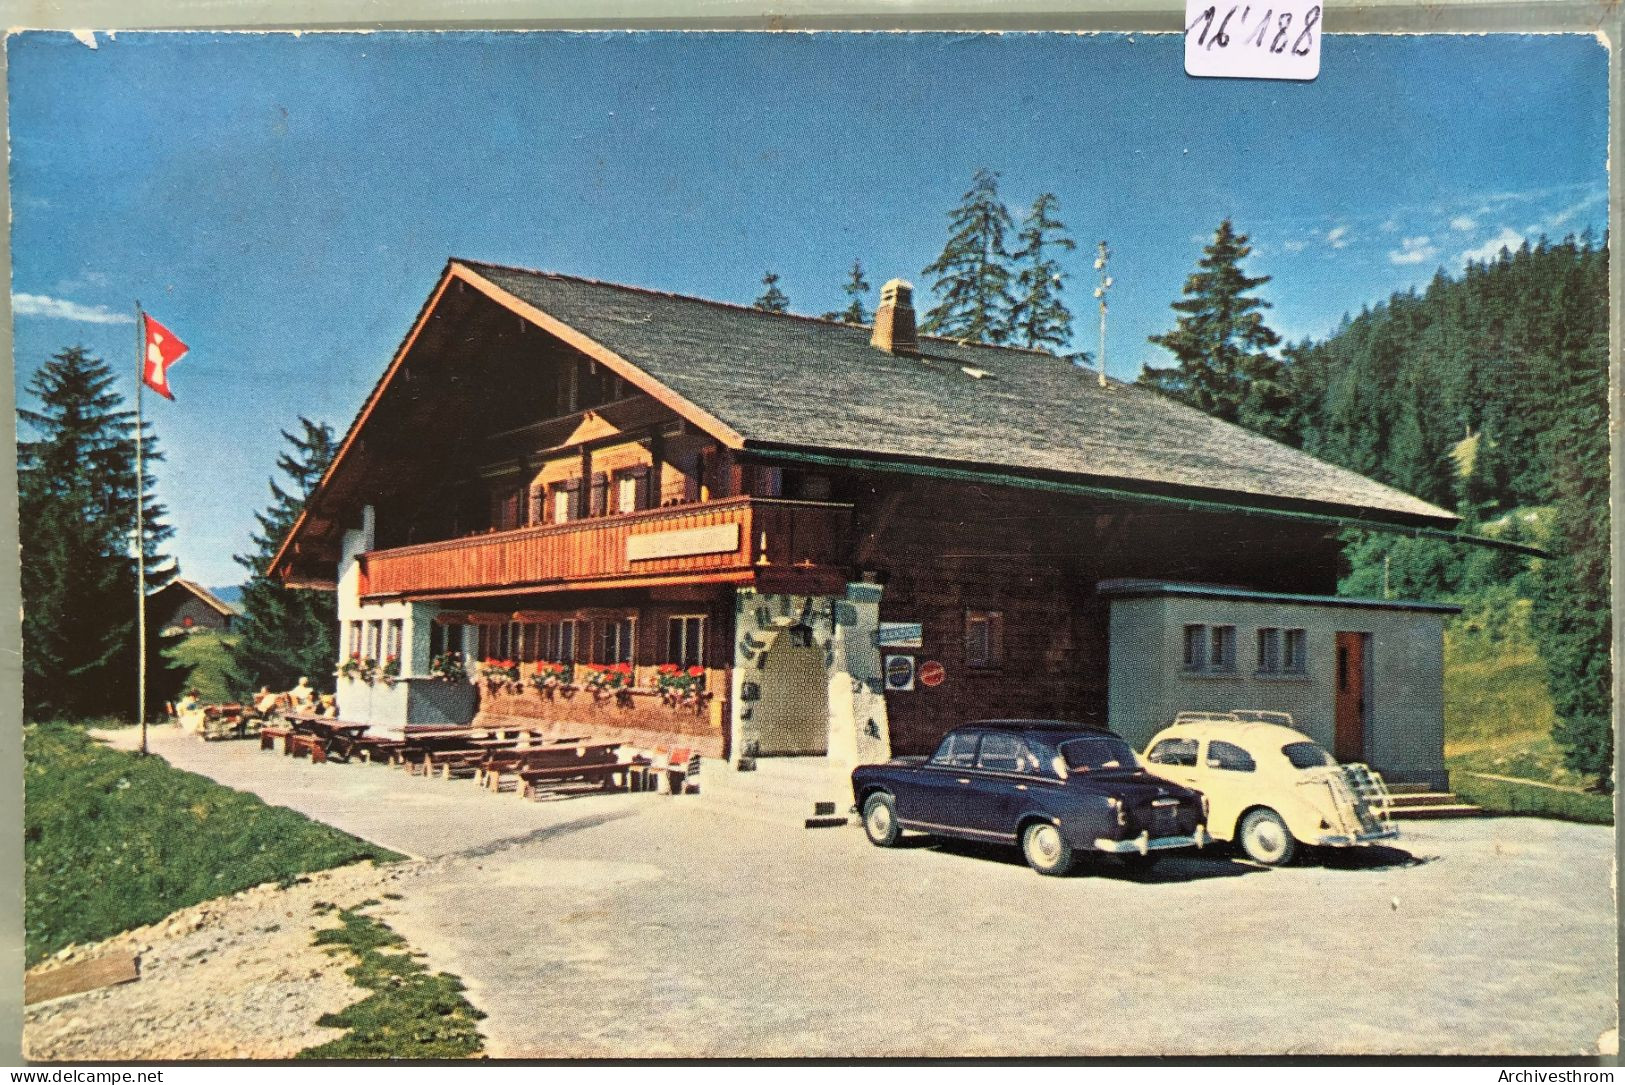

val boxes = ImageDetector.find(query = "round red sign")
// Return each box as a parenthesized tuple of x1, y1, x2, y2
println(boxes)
(918, 660, 946, 688)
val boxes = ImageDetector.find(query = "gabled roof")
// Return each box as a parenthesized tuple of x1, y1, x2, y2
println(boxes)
(274, 258, 1463, 584)
(155, 579, 242, 618)
(461, 259, 1456, 527)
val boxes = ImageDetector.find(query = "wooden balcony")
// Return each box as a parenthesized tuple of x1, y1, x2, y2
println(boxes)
(361, 496, 853, 600)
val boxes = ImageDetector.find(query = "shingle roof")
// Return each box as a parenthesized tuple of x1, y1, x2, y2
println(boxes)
(464, 260, 1456, 527)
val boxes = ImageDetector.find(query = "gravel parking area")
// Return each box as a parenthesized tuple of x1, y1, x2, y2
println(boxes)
(62, 728, 1619, 1058)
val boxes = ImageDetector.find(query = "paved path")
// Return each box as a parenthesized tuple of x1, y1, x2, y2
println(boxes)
(106, 727, 1619, 1058)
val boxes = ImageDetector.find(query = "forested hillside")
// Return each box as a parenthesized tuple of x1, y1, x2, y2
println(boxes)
(1285, 234, 1611, 792)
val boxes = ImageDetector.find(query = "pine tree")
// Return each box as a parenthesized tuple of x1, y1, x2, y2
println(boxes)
(1008, 193, 1076, 352)
(226, 418, 339, 696)
(832, 260, 871, 325)
(921, 169, 1017, 344)
(18, 346, 187, 720)
(1141, 220, 1293, 442)
(753, 272, 789, 314)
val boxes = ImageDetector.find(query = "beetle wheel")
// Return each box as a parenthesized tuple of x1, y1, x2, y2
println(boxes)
(1239, 808, 1297, 866)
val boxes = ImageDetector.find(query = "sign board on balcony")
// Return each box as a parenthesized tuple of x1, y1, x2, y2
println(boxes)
(876, 621, 923, 649)
(627, 522, 741, 562)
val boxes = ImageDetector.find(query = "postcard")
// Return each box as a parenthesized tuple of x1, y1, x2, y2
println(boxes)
(8, 27, 1616, 1061)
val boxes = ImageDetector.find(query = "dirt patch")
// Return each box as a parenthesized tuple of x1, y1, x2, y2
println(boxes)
(23, 860, 420, 1061)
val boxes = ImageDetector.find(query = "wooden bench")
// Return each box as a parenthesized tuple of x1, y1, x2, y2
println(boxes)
(518, 743, 625, 800)
(476, 740, 595, 791)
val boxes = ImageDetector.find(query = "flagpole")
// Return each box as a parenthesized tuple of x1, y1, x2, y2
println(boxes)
(135, 302, 147, 756)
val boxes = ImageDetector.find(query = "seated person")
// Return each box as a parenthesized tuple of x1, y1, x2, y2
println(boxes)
(176, 689, 206, 735)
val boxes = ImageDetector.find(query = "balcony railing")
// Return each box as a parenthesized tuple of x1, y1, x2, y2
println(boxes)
(361, 496, 852, 598)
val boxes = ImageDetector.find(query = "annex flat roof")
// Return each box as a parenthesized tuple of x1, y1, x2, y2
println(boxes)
(1097, 578, 1464, 614)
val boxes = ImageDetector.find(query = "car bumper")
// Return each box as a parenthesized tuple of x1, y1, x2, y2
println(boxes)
(1315, 827, 1401, 847)
(1093, 825, 1209, 855)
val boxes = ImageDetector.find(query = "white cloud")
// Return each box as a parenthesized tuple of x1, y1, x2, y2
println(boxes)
(1389, 236, 1439, 266)
(1545, 190, 1606, 229)
(1282, 239, 1308, 253)
(11, 293, 135, 324)
(1325, 225, 1350, 249)
(1459, 226, 1525, 265)
(1449, 215, 1477, 232)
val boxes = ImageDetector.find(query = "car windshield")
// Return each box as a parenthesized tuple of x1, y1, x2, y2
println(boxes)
(1058, 736, 1138, 773)
(1282, 741, 1336, 769)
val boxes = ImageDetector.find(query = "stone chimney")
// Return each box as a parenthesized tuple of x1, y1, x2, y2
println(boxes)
(870, 278, 919, 356)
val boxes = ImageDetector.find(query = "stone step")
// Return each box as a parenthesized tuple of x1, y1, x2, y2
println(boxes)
(1388, 802, 1486, 819)
(1384, 791, 1467, 807)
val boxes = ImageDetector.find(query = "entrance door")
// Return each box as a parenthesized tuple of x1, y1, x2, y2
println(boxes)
(753, 641, 829, 755)
(1333, 632, 1368, 763)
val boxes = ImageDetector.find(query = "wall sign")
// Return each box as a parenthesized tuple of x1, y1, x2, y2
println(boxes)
(918, 660, 946, 688)
(884, 654, 916, 692)
(626, 522, 740, 562)
(876, 622, 923, 649)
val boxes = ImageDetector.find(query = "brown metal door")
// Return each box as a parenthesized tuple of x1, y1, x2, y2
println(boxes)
(1334, 632, 1366, 763)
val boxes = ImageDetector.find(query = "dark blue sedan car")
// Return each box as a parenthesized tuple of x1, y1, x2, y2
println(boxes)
(851, 721, 1210, 875)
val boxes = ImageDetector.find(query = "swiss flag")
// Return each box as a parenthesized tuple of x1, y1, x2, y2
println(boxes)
(142, 313, 188, 401)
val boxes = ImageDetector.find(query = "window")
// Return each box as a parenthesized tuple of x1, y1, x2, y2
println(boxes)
(668, 615, 706, 668)
(1147, 737, 1199, 767)
(550, 484, 574, 525)
(615, 471, 642, 515)
(601, 618, 636, 665)
(1183, 625, 1206, 670)
(1283, 628, 1307, 673)
(977, 732, 1041, 774)
(1184, 624, 1235, 674)
(385, 619, 403, 665)
(965, 610, 1004, 668)
(930, 731, 979, 768)
(1206, 740, 1256, 773)
(1282, 741, 1335, 769)
(364, 620, 382, 662)
(1258, 627, 1307, 674)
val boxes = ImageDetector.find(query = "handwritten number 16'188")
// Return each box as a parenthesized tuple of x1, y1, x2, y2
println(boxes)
(1187, 4, 1320, 55)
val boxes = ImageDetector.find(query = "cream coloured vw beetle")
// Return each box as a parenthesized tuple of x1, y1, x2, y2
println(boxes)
(1140, 711, 1398, 865)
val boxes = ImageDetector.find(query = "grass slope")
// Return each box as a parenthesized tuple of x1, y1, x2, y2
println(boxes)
(24, 723, 402, 966)
(1443, 607, 1613, 824)
(166, 631, 238, 703)
(301, 904, 485, 1059)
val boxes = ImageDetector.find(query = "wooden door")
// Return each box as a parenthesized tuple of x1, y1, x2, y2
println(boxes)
(1334, 631, 1367, 763)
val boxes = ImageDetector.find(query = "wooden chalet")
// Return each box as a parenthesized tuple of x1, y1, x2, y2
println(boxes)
(153, 578, 241, 635)
(274, 260, 1475, 786)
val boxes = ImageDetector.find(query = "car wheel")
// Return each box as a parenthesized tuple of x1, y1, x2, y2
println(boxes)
(1021, 821, 1075, 876)
(1239, 808, 1297, 866)
(862, 793, 902, 847)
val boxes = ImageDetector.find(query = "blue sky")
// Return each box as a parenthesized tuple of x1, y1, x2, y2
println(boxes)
(8, 31, 1609, 588)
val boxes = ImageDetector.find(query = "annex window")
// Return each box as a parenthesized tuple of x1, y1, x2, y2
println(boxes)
(1184, 624, 1236, 674)
(1147, 737, 1199, 768)
(1206, 739, 1257, 773)
(385, 619, 404, 665)
(1183, 624, 1206, 670)
(1258, 627, 1308, 674)
(930, 731, 979, 769)
(601, 617, 637, 666)
(667, 615, 706, 668)
(977, 732, 1040, 775)
(965, 610, 1004, 669)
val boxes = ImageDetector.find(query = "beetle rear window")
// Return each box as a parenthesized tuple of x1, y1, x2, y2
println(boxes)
(1282, 741, 1335, 769)
(1059, 736, 1138, 773)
